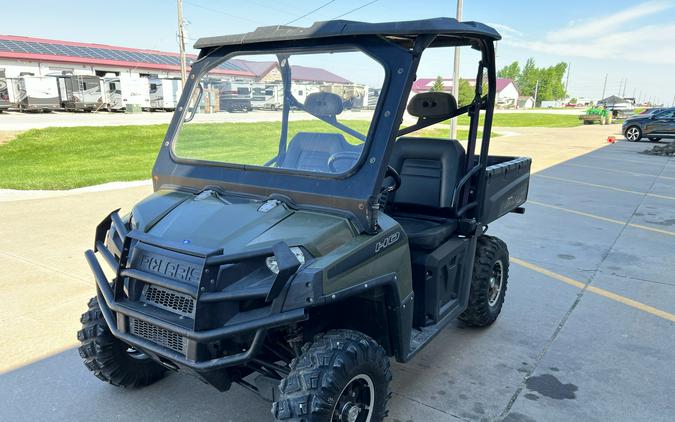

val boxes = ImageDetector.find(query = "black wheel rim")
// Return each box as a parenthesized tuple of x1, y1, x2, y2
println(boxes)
(332, 374, 374, 422)
(488, 260, 504, 307)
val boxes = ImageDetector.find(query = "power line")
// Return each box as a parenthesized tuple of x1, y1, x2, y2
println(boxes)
(285, 0, 336, 25)
(332, 0, 379, 19)
(184, 0, 261, 24)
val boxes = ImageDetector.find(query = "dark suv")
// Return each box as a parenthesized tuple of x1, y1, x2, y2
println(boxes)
(623, 107, 675, 142)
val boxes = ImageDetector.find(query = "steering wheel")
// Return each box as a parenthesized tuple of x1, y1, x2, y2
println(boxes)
(382, 165, 401, 193)
(328, 151, 361, 173)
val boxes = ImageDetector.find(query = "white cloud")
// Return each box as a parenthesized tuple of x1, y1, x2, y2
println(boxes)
(502, 1, 675, 64)
(547, 0, 672, 42)
(487, 23, 523, 38)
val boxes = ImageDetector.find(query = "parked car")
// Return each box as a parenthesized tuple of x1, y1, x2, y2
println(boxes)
(638, 107, 664, 115)
(623, 107, 675, 142)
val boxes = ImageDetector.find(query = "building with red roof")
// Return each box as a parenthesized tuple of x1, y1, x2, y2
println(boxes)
(0, 35, 351, 85)
(412, 77, 520, 107)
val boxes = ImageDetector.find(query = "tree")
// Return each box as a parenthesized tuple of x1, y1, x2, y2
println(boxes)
(517, 58, 539, 98)
(458, 79, 474, 106)
(497, 61, 520, 80)
(497, 58, 568, 105)
(430, 76, 445, 92)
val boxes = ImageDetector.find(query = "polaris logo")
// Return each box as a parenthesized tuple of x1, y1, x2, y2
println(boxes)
(137, 254, 201, 283)
(375, 231, 401, 253)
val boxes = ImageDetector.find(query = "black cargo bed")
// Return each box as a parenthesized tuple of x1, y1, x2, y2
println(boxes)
(480, 156, 531, 224)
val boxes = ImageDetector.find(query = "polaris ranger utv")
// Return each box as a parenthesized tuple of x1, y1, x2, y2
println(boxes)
(78, 18, 530, 421)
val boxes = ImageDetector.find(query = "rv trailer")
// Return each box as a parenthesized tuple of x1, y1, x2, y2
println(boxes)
(0, 69, 12, 112)
(250, 83, 283, 110)
(148, 78, 181, 111)
(56, 75, 104, 111)
(15, 75, 60, 112)
(103, 75, 151, 111)
(320, 83, 368, 110)
(216, 80, 253, 112)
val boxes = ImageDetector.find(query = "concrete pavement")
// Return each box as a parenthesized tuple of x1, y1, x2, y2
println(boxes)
(1, 125, 673, 421)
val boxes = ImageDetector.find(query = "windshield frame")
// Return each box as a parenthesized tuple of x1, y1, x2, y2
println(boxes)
(168, 43, 388, 180)
(152, 33, 497, 233)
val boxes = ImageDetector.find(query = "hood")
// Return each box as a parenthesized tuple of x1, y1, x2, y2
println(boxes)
(132, 190, 356, 257)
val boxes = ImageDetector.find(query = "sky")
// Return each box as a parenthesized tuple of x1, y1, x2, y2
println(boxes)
(3, 0, 675, 104)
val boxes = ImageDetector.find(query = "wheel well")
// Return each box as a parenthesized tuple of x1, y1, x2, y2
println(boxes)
(304, 289, 394, 356)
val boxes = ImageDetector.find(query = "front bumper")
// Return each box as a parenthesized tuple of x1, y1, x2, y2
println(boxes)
(85, 211, 306, 372)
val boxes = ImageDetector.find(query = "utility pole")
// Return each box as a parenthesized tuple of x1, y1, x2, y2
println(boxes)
(450, 0, 463, 139)
(565, 62, 571, 97)
(533, 80, 540, 106)
(617, 78, 623, 96)
(672, 95, 675, 106)
(177, 0, 187, 87)
(601, 73, 608, 100)
(622, 79, 627, 97)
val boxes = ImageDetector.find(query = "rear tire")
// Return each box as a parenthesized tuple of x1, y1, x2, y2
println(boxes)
(648, 137, 661, 142)
(77, 297, 166, 388)
(459, 235, 509, 327)
(624, 126, 642, 142)
(273, 330, 391, 422)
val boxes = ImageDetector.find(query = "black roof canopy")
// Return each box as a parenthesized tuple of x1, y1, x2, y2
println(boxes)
(194, 18, 501, 50)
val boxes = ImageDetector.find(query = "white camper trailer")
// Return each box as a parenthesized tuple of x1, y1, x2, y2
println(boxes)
(0, 69, 12, 112)
(15, 75, 60, 112)
(250, 83, 283, 110)
(216, 81, 253, 112)
(56, 75, 104, 111)
(148, 78, 181, 111)
(103, 75, 150, 111)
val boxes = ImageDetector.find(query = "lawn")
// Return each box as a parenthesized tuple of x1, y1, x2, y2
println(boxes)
(456, 112, 581, 128)
(0, 121, 471, 190)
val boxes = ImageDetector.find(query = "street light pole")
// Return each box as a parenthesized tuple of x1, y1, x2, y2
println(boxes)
(177, 0, 187, 87)
(450, 0, 463, 140)
(601, 73, 608, 100)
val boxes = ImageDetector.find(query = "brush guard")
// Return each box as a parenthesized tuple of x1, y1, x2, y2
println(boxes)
(85, 210, 306, 372)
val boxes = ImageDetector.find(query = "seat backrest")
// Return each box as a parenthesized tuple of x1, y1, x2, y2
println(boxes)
(388, 137, 466, 212)
(281, 132, 350, 172)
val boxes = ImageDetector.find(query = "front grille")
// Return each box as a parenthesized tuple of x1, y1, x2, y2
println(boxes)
(129, 317, 186, 354)
(142, 285, 195, 317)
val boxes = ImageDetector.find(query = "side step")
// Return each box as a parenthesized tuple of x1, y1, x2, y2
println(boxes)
(405, 305, 463, 362)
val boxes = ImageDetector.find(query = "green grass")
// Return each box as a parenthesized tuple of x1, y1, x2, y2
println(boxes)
(0, 121, 471, 190)
(456, 113, 581, 128)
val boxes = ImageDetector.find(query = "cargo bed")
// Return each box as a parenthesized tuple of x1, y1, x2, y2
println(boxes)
(481, 156, 531, 224)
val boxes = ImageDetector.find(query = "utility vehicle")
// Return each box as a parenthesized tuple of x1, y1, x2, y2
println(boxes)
(78, 18, 530, 421)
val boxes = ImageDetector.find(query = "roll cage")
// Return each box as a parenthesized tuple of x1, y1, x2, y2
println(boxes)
(152, 18, 501, 233)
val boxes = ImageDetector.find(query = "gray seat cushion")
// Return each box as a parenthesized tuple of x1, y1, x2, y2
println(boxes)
(281, 132, 351, 172)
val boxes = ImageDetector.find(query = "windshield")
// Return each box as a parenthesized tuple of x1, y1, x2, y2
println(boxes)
(172, 49, 385, 176)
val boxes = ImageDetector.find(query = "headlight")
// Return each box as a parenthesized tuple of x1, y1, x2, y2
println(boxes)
(266, 247, 306, 274)
(129, 213, 139, 230)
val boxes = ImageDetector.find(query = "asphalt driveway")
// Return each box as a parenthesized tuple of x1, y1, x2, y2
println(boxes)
(0, 129, 672, 421)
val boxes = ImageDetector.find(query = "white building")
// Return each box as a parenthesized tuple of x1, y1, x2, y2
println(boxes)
(412, 77, 520, 107)
(0, 35, 254, 81)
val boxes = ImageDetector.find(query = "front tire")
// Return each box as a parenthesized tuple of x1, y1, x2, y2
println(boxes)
(273, 330, 391, 422)
(459, 235, 509, 327)
(77, 297, 166, 387)
(625, 126, 642, 142)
